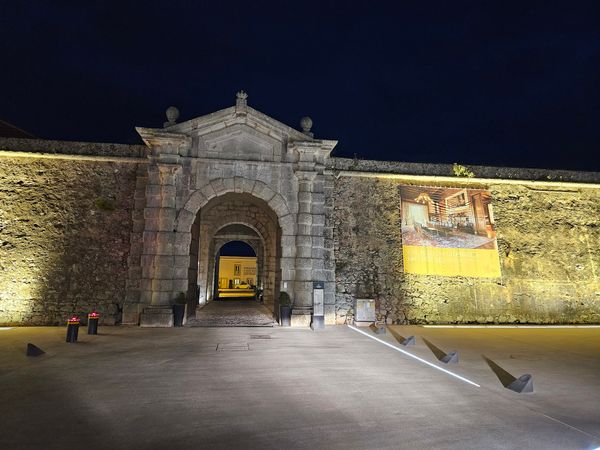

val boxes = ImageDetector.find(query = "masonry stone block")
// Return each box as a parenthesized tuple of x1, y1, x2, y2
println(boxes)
(146, 184, 162, 196)
(281, 235, 296, 248)
(296, 268, 313, 281)
(252, 182, 276, 202)
(171, 278, 187, 292)
(312, 236, 325, 247)
(175, 231, 192, 246)
(141, 264, 153, 278)
(241, 177, 256, 193)
(153, 255, 175, 267)
(312, 193, 325, 204)
(154, 265, 175, 279)
(146, 170, 161, 186)
(297, 224, 311, 235)
(282, 245, 295, 258)
(208, 177, 226, 194)
(312, 269, 326, 281)
(174, 255, 190, 267)
(270, 201, 288, 218)
(297, 213, 312, 225)
(222, 177, 235, 192)
(233, 176, 244, 193)
(176, 210, 195, 232)
(140, 254, 155, 267)
(311, 247, 324, 259)
(145, 195, 161, 208)
(183, 193, 205, 214)
(279, 215, 296, 234)
(140, 278, 153, 291)
(298, 191, 312, 203)
(122, 303, 143, 325)
(299, 235, 316, 246)
(141, 306, 173, 326)
(324, 269, 335, 282)
(199, 183, 216, 200)
(144, 208, 160, 219)
(312, 214, 325, 226)
(152, 279, 172, 292)
(174, 267, 188, 279)
(138, 289, 152, 304)
(297, 246, 312, 258)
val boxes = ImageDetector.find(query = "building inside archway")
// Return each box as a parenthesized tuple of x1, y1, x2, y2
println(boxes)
(215, 240, 257, 299)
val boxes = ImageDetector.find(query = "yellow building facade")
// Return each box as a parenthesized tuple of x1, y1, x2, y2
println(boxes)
(217, 256, 257, 290)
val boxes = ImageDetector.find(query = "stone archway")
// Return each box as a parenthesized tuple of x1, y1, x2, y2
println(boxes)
(187, 193, 281, 316)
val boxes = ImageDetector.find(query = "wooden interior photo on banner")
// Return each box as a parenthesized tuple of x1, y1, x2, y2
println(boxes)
(399, 185, 501, 277)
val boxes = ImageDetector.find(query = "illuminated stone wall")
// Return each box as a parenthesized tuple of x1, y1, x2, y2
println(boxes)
(0, 154, 144, 325)
(1, 133, 599, 327)
(331, 167, 600, 324)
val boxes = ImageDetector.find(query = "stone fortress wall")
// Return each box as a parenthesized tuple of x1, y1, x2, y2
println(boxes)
(1, 132, 599, 326)
(329, 158, 600, 324)
(0, 139, 147, 325)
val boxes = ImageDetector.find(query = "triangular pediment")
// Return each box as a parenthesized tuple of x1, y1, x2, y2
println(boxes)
(136, 96, 337, 162)
(164, 104, 311, 162)
(168, 105, 310, 142)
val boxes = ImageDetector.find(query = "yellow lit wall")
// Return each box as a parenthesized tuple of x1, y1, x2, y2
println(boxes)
(217, 256, 257, 289)
(0, 153, 141, 325)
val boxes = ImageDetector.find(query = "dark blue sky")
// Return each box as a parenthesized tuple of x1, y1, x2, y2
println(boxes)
(1, 1, 599, 171)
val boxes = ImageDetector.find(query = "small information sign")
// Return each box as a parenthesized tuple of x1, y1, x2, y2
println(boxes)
(313, 281, 324, 316)
(355, 299, 376, 323)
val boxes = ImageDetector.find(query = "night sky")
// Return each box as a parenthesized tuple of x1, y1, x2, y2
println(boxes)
(2, 1, 599, 171)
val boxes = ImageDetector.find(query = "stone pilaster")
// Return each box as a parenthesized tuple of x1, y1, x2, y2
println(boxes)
(136, 128, 190, 326)
(290, 139, 337, 326)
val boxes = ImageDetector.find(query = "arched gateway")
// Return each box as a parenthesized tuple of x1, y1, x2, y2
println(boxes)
(127, 92, 337, 327)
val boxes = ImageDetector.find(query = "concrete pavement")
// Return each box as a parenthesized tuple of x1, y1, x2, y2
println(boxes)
(1, 325, 599, 449)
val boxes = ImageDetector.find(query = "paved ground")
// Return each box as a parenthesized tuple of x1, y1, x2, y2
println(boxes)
(1, 325, 599, 449)
(189, 298, 277, 327)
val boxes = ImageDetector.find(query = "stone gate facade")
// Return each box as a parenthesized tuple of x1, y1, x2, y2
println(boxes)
(127, 92, 337, 326)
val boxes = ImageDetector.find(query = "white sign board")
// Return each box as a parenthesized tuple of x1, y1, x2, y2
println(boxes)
(355, 299, 376, 322)
(313, 281, 324, 316)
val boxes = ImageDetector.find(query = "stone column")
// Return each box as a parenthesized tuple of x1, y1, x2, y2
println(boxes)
(136, 128, 191, 327)
(294, 171, 317, 306)
(290, 139, 337, 327)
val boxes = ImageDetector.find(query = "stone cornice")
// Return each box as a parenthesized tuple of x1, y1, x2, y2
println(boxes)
(328, 157, 600, 185)
(135, 127, 191, 150)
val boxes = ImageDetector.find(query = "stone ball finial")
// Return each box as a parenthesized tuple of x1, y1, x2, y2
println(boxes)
(300, 116, 314, 137)
(165, 106, 180, 127)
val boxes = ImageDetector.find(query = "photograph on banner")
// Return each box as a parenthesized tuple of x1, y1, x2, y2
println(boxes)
(399, 185, 501, 277)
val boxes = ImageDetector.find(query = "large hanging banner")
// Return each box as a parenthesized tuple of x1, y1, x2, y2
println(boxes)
(399, 186, 501, 277)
